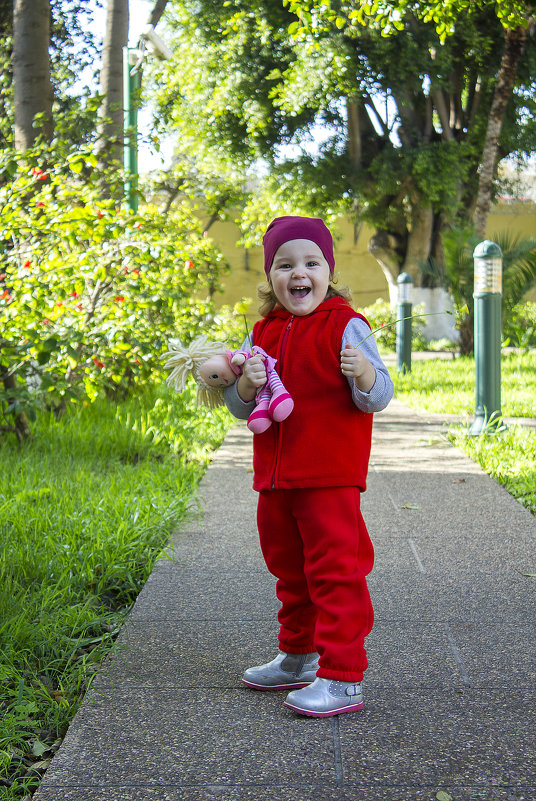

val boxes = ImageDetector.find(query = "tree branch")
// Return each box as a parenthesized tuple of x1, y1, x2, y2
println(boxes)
(148, 0, 169, 28)
(474, 25, 528, 238)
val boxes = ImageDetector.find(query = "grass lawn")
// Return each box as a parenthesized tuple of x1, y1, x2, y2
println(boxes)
(392, 349, 536, 514)
(0, 386, 233, 799)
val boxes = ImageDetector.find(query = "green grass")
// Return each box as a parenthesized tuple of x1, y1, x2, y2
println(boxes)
(392, 350, 536, 417)
(0, 386, 233, 799)
(392, 350, 536, 514)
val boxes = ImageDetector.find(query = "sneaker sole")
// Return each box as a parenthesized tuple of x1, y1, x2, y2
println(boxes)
(283, 699, 364, 717)
(242, 679, 313, 691)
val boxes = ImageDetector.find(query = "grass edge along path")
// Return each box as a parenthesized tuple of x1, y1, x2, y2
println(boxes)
(392, 350, 536, 515)
(0, 385, 233, 800)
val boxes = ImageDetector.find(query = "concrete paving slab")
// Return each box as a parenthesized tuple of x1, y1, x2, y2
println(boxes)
(127, 566, 278, 621)
(93, 619, 280, 689)
(445, 620, 536, 687)
(368, 528, 534, 573)
(340, 689, 536, 787)
(368, 566, 535, 623)
(34, 786, 536, 801)
(35, 688, 338, 787)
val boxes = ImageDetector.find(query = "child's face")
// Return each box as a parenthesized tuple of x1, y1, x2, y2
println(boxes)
(269, 238, 330, 316)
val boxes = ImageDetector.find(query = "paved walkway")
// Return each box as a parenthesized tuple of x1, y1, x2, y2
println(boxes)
(35, 400, 535, 801)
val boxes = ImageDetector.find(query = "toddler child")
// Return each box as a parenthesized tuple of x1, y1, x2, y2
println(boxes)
(225, 215, 394, 717)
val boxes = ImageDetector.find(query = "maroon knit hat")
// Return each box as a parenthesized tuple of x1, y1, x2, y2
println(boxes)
(262, 216, 335, 277)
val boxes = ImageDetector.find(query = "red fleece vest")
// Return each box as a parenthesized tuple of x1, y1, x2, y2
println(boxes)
(252, 297, 373, 492)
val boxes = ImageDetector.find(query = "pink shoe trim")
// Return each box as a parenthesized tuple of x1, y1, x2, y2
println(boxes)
(242, 679, 312, 691)
(283, 699, 364, 717)
(269, 393, 294, 422)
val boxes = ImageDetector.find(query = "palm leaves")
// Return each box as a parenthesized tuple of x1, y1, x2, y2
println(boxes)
(428, 225, 536, 353)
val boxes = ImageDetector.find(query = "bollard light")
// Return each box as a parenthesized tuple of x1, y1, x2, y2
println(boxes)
(396, 272, 413, 374)
(469, 240, 504, 435)
(473, 240, 503, 295)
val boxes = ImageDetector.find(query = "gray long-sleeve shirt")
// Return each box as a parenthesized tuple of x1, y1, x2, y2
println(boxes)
(225, 316, 394, 418)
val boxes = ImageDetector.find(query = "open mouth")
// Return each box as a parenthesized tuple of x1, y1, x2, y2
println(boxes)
(289, 286, 311, 299)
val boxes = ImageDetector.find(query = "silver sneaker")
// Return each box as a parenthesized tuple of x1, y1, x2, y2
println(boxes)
(242, 651, 319, 691)
(284, 677, 364, 717)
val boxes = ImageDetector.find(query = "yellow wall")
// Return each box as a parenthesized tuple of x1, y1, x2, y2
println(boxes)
(488, 203, 536, 301)
(209, 203, 536, 315)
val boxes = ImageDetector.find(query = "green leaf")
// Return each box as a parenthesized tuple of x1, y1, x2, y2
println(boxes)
(42, 337, 58, 352)
(37, 350, 52, 365)
(32, 740, 49, 757)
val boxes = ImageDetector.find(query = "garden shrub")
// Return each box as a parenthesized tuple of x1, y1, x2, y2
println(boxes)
(0, 142, 244, 429)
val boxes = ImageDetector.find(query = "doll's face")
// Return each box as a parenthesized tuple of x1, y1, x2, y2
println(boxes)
(198, 355, 237, 388)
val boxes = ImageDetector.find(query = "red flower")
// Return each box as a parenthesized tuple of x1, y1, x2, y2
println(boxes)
(76, 303, 83, 311)
(92, 356, 105, 368)
(69, 291, 78, 297)
(185, 259, 194, 270)
(96, 210, 104, 218)
(23, 259, 31, 269)
(131, 269, 140, 277)
(56, 301, 63, 307)
(114, 295, 125, 302)
(133, 221, 142, 229)
(36, 201, 45, 208)
(43, 318, 51, 325)
(0, 274, 5, 281)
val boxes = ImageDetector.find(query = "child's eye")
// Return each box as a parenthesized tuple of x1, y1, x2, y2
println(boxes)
(306, 260, 319, 267)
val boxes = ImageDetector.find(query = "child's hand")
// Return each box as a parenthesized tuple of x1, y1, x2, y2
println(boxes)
(237, 354, 267, 401)
(340, 345, 376, 393)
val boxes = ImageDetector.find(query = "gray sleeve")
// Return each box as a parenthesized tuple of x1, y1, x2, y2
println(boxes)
(223, 337, 256, 419)
(342, 317, 394, 413)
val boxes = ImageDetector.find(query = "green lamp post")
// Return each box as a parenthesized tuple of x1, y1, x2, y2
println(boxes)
(396, 272, 413, 374)
(123, 46, 141, 214)
(122, 27, 172, 214)
(469, 240, 504, 435)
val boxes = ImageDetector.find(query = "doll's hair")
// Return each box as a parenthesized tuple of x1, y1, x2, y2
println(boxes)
(257, 280, 352, 317)
(162, 335, 229, 409)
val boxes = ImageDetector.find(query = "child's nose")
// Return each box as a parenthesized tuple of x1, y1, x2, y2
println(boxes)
(291, 263, 306, 276)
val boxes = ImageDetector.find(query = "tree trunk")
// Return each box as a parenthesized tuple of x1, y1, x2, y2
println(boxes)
(473, 25, 528, 239)
(402, 199, 434, 283)
(9, 0, 52, 438)
(13, 0, 53, 149)
(368, 230, 403, 304)
(97, 0, 129, 165)
(346, 98, 362, 168)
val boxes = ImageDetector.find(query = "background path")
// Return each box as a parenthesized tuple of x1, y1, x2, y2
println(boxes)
(35, 399, 536, 801)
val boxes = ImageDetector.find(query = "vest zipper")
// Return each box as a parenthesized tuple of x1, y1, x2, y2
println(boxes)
(271, 315, 294, 489)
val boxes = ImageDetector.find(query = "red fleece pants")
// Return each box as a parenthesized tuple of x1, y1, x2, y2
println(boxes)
(257, 486, 374, 682)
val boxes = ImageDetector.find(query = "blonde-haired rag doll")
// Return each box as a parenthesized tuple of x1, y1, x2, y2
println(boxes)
(163, 335, 293, 434)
